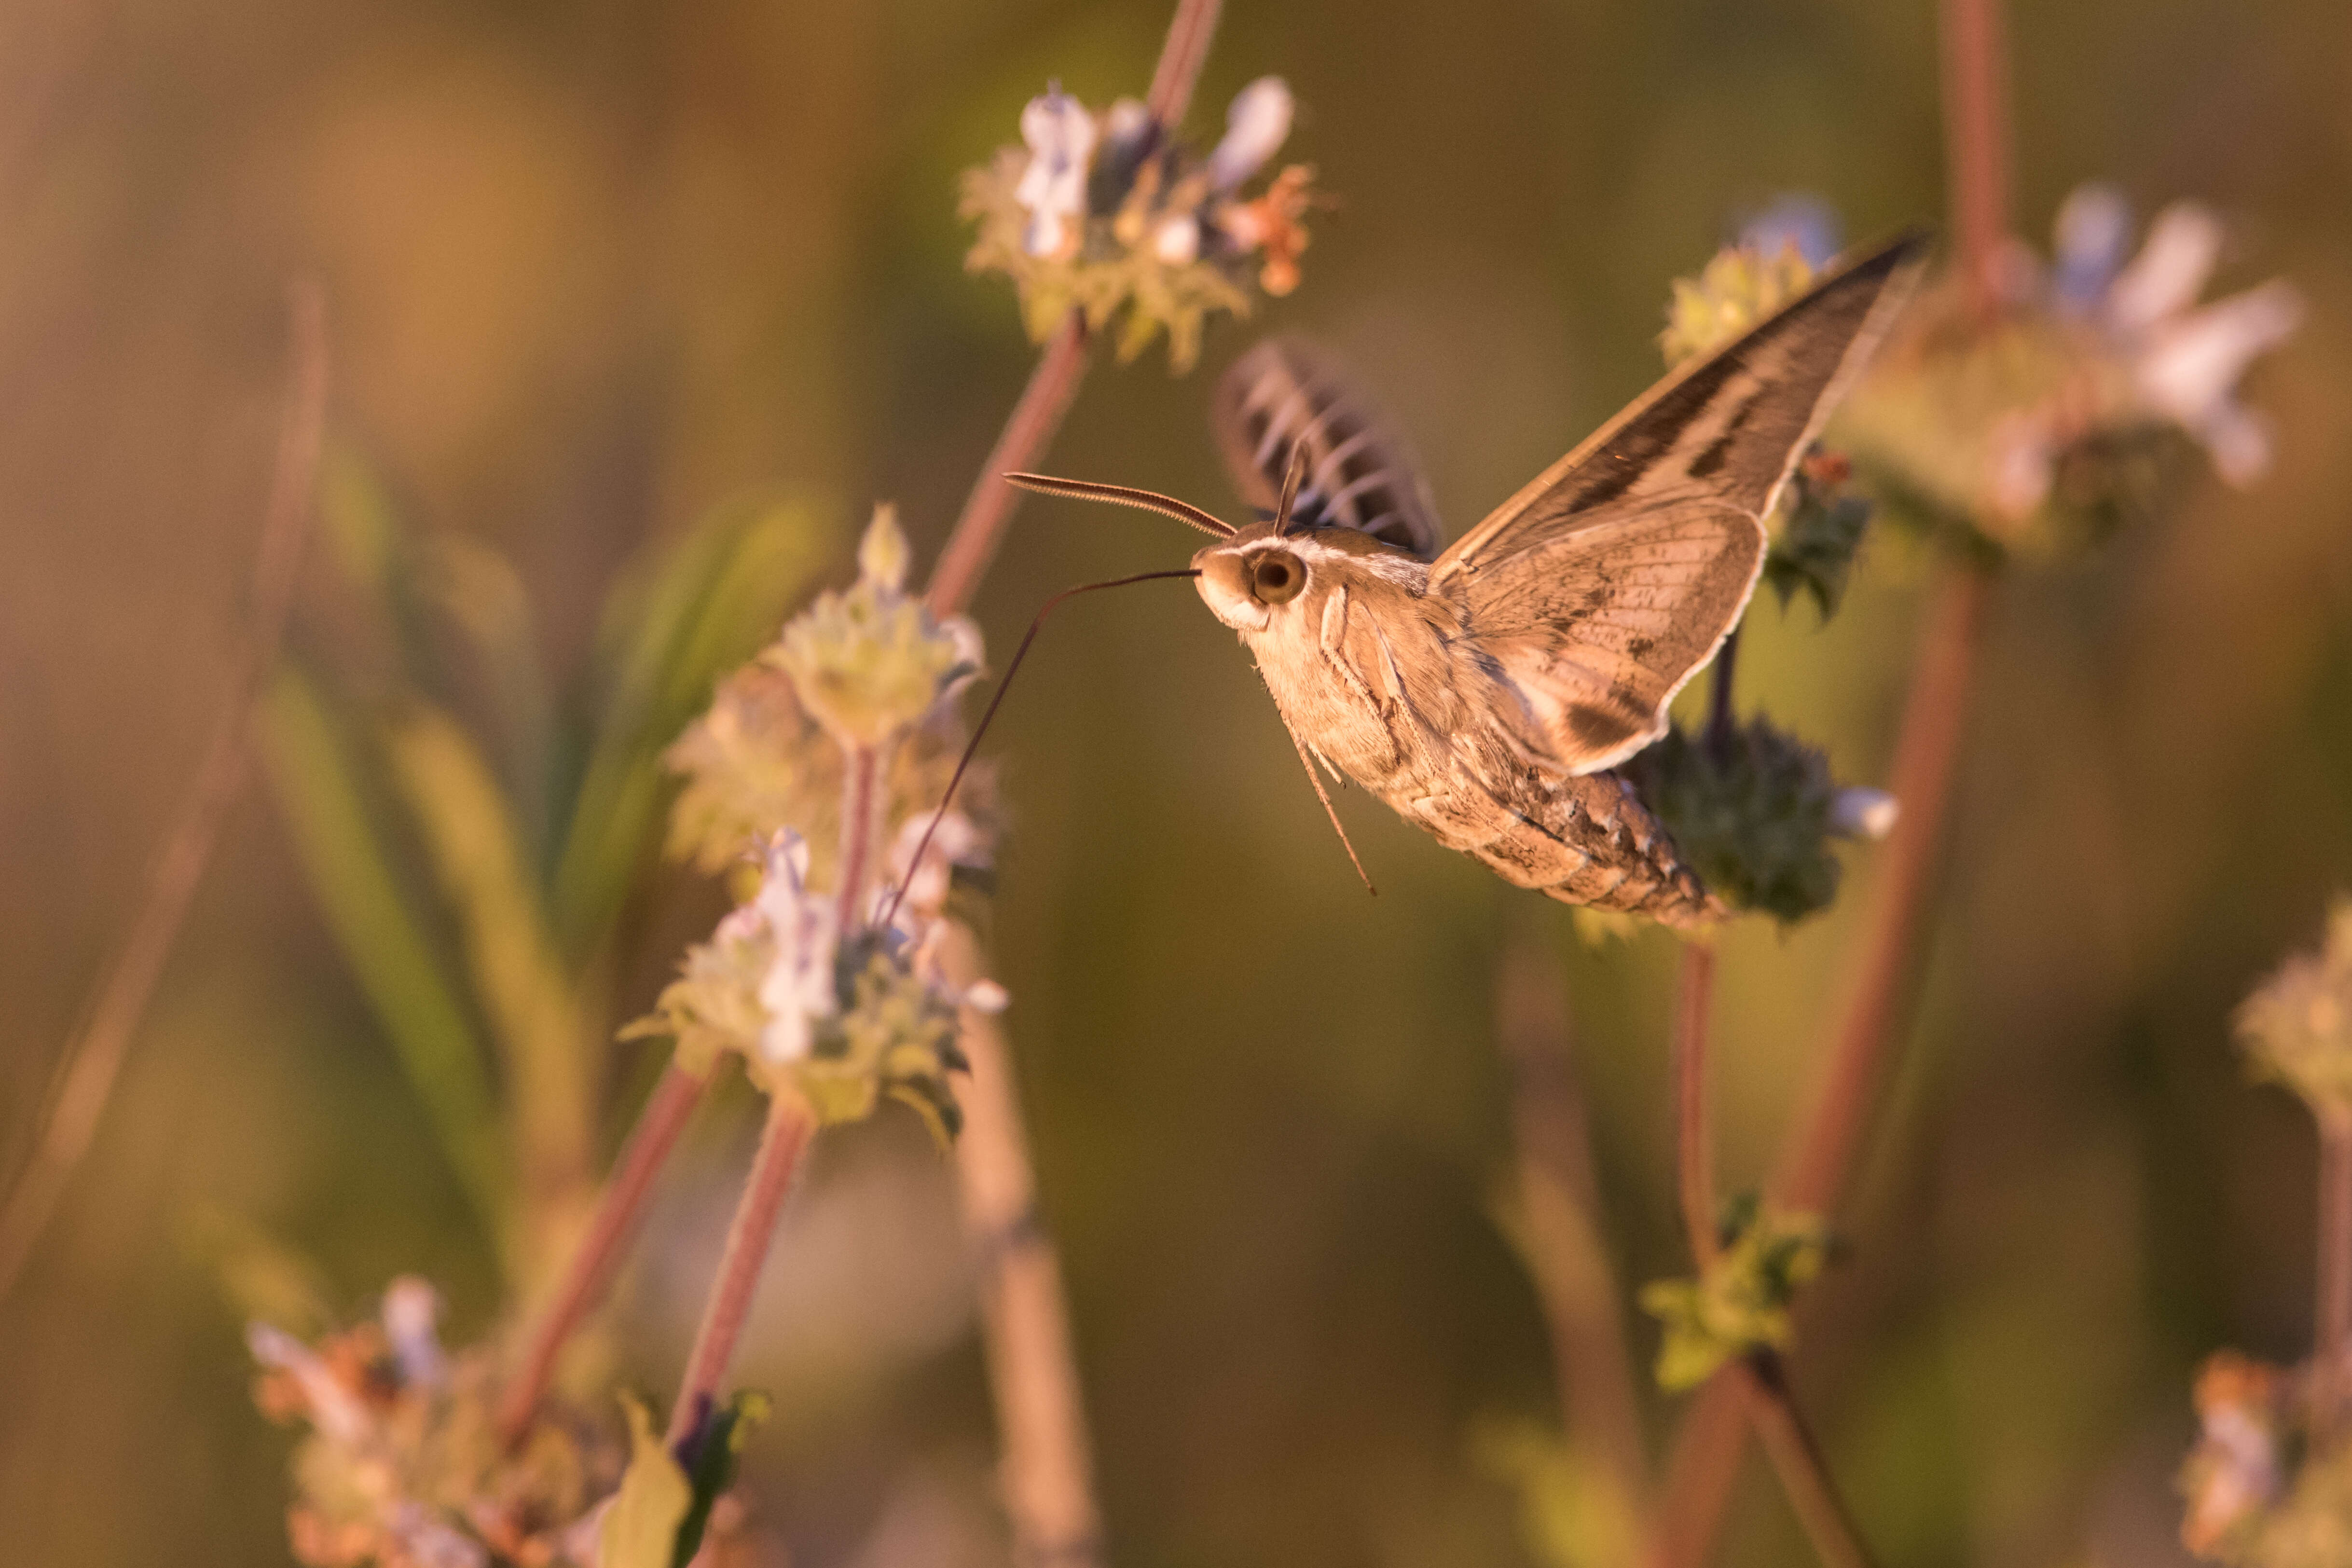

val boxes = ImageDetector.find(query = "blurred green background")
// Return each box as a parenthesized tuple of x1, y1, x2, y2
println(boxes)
(4, 0, 2351, 1564)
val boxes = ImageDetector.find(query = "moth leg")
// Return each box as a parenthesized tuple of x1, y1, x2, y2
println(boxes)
(1281, 720, 1375, 896)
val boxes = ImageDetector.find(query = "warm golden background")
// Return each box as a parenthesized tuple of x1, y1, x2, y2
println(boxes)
(5, 0, 2351, 1564)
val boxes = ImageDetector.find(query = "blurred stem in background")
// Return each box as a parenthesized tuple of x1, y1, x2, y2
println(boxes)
(665, 1088, 816, 1448)
(1673, 938, 1878, 1568)
(495, 5, 1225, 1553)
(2319, 1109, 2352, 1431)
(1650, 0, 2010, 1559)
(1495, 939, 1654, 1543)
(0, 282, 328, 1304)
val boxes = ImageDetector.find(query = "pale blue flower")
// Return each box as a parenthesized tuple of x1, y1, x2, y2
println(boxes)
(749, 832, 839, 1066)
(1014, 84, 1096, 257)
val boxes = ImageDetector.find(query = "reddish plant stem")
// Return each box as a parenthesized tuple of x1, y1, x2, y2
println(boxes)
(1738, 1354, 1878, 1568)
(0, 282, 328, 1304)
(1143, 0, 1224, 124)
(1653, 561, 1994, 1566)
(1497, 938, 1654, 1528)
(667, 1091, 817, 1449)
(1674, 942, 1720, 1268)
(498, 1062, 708, 1446)
(923, 311, 1093, 623)
(1940, 0, 2010, 324)
(2318, 1110, 2352, 1430)
(1672, 943, 1879, 1568)
(836, 745, 881, 931)
(946, 926, 1104, 1567)
(1653, 16, 2012, 1509)
(1778, 563, 1992, 1214)
(919, 1, 1226, 1556)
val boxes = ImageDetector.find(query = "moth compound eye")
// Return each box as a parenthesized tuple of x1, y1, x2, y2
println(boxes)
(1251, 550, 1305, 605)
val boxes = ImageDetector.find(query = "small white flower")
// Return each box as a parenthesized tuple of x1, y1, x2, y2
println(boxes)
(750, 833, 839, 1065)
(1830, 787, 1900, 840)
(1014, 84, 1096, 257)
(385, 1503, 490, 1568)
(877, 810, 989, 926)
(2135, 279, 2302, 484)
(2050, 186, 2303, 486)
(1153, 212, 1200, 265)
(2050, 183, 2132, 314)
(379, 1277, 446, 1389)
(2105, 201, 2224, 333)
(248, 1322, 372, 1446)
(1985, 412, 2056, 521)
(1206, 76, 1293, 191)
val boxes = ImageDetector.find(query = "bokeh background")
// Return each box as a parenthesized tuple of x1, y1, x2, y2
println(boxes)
(5, 1, 2352, 1564)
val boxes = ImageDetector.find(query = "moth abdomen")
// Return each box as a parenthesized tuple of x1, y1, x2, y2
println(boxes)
(1479, 775, 1721, 927)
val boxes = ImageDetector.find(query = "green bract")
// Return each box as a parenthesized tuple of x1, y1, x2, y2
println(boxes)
(764, 507, 976, 750)
(1626, 720, 1846, 924)
(2236, 897, 2352, 1125)
(1638, 1198, 1830, 1391)
(1660, 242, 1816, 366)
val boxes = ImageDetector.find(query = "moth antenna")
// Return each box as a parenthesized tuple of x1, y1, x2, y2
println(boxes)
(1279, 720, 1376, 896)
(1274, 440, 1310, 536)
(874, 567, 1206, 935)
(1003, 471, 1236, 538)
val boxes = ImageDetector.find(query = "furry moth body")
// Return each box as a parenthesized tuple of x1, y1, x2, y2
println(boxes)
(1019, 234, 1925, 926)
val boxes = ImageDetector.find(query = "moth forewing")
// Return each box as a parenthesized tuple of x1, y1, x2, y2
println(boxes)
(1435, 232, 1928, 581)
(1427, 231, 1929, 777)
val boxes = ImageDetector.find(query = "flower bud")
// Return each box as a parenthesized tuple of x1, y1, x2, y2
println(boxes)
(1206, 77, 1293, 191)
(769, 506, 978, 748)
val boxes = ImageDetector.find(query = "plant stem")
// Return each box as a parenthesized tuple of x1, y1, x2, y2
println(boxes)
(1704, 629, 1741, 762)
(2318, 1109, 2352, 1429)
(944, 927, 1104, 1567)
(1650, 0, 2014, 1530)
(1497, 936, 1654, 1527)
(837, 744, 881, 931)
(1674, 942, 1720, 1268)
(916, 2, 1227, 1554)
(0, 282, 328, 1304)
(497, 1062, 709, 1447)
(1738, 1353, 1878, 1568)
(1940, 0, 2010, 324)
(922, 0, 1225, 621)
(1777, 562, 1992, 1214)
(666, 1090, 817, 1450)
(1673, 940, 1882, 1568)
(1651, 561, 1994, 1566)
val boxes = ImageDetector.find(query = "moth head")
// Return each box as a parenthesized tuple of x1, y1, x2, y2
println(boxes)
(1192, 524, 1313, 632)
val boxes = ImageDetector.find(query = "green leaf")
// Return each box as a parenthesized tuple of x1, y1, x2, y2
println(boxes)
(1764, 463, 1873, 619)
(672, 1390, 771, 1568)
(598, 1395, 693, 1568)
(383, 705, 596, 1236)
(551, 499, 826, 958)
(412, 530, 556, 853)
(1638, 1203, 1829, 1391)
(258, 666, 509, 1237)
